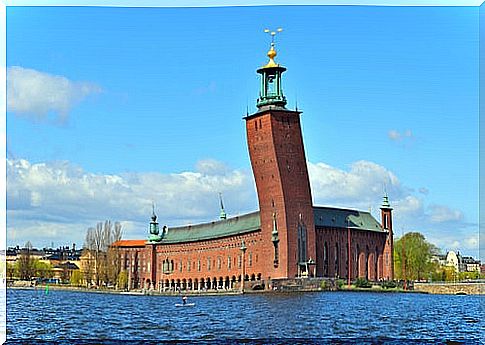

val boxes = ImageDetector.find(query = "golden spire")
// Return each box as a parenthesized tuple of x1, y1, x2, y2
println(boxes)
(263, 28, 282, 68)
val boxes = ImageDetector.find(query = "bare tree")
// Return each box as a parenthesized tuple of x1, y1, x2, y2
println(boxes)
(83, 227, 96, 286)
(107, 222, 123, 287)
(83, 220, 123, 287)
(17, 241, 35, 280)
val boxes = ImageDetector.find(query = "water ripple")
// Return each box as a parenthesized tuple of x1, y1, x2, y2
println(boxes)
(7, 289, 484, 342)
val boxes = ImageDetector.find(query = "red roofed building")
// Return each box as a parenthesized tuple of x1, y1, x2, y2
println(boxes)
(114, 39, 394, 292)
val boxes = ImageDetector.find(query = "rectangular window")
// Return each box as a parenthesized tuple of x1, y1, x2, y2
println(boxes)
(248, 253, 252, 267)
(228, 256, 231, 269)
(198, 260, 201, 272)
(217, 257, 221, 270)
(238, 255, 242, 269)
(207, 258, 211, 271)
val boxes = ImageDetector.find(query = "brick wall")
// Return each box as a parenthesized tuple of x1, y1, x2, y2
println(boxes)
(245, 108, 315, 279)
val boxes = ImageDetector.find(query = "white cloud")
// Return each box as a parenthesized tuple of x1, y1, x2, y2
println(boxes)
(7, 66, 101, 123)
(7, 157, 477, 259)
(388, 129, 414, 142)
(427, 204, 464, 223)
(308, 160, 402, 209)
(464, 236, 478, 249)
(7, 158, 256, 247)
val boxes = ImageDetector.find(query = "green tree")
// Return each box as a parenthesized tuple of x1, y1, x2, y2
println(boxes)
(33, 260, 53, 279)
(117, 270, 128, 290)
(70, 270, 83, 286)
(458, 270, 480, 281)
(6, 262, 16, 280)
(394, 232, 439, 281)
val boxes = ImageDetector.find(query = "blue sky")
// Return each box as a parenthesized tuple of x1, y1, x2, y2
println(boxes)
(5, 4, 480, 260)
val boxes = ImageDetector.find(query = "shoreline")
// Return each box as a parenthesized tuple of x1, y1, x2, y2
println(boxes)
(7, 281, 483, 295)
(7, 284, 422, 296)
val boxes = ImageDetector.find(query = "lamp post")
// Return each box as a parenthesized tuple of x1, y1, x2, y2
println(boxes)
(240, 240, 247, 293)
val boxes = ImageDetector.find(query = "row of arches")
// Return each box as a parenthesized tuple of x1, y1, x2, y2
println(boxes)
(150, 273, 263, 292)
(319, 237, 385, 281)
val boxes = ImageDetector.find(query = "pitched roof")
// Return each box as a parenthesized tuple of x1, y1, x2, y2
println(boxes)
(313, 206, 384, 232)
(112, 240, 147, 247)
(162, 211, 261, 244)
(54, 262, 79, 270)
(114, 207, 384, 248)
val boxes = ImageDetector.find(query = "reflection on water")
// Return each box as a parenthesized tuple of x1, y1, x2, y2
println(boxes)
(6, 289, 484, 343)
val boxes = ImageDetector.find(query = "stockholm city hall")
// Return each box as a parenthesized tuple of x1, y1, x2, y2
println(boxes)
(113, 33, 394, 292)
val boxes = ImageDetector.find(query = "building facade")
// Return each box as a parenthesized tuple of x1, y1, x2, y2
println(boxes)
(113, 41, 394, 291)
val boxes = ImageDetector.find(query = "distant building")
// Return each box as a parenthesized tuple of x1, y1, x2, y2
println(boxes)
(6, 244, 82, 279)
(461, 256, 480, 272)
(52, 261, 80, 282)
(436, 250, 481, 273)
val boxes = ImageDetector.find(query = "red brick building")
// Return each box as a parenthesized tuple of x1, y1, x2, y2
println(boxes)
(113, 40, 394, 291)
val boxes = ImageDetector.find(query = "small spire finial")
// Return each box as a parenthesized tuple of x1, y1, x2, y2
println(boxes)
(262, 28, 283, 68)
(219, 192, 227, 220)
(151, 202, 157, 222)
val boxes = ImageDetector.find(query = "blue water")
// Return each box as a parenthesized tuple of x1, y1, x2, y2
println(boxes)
(6, 289, 484, 344)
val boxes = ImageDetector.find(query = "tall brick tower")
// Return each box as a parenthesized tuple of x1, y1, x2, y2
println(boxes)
(381, 194, 394, 280)
(245, 32, 316, 279)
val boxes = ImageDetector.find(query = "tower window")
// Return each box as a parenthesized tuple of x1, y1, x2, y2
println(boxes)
(259, 119, 262, 129)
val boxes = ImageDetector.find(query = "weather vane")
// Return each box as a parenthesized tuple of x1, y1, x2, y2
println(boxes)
(264, 28, 283, 44)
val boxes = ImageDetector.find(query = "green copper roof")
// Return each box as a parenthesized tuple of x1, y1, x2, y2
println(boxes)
(313, 206, 384, 232)
(161, 211, 261, 244)
(156, 206, 383, 245)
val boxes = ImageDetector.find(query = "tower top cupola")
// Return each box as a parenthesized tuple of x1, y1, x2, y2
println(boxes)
(380, 193, 393, 210)
(256, 28, 287, 109)
(148, 203, 163, 243)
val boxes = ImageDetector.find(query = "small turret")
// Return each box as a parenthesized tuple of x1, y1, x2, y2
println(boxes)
(148, 204, 163, 243)
(380, 193, 394, 280)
